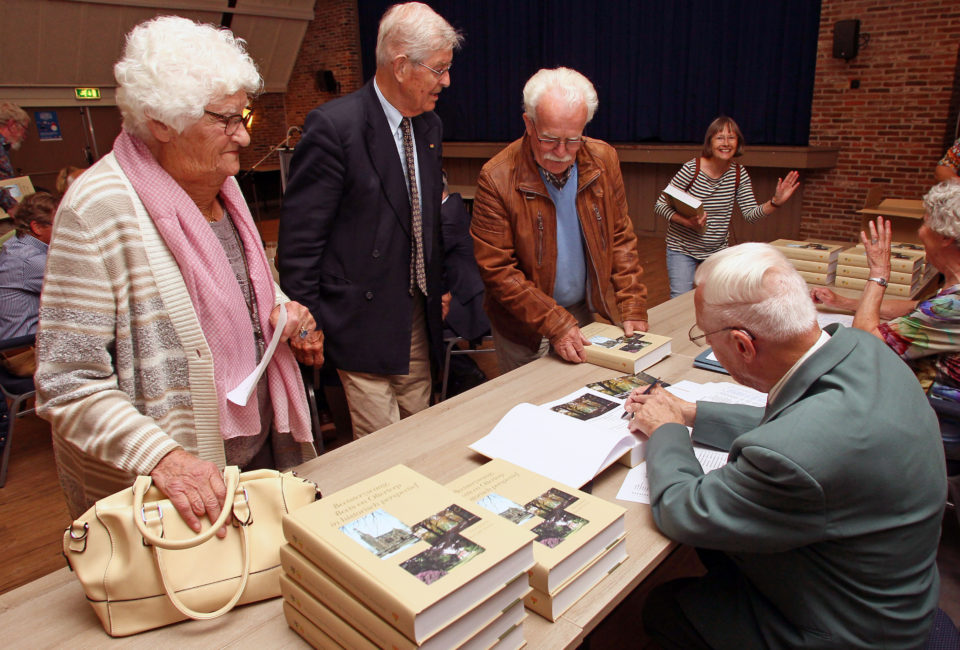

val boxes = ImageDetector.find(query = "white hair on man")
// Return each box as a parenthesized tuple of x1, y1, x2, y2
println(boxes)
(695, 242, 817, 342)
(923, 181, 960, 242)
(375, 2, 463, 68)
(523, 67, 599, 124)
(113, 15, 262, 141)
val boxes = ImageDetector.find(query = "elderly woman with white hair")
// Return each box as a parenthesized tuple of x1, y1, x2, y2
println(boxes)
(813, 182, 960, 405)
(36, 16, 323, 529)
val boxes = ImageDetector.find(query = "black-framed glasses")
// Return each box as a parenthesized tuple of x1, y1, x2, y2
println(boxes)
(688, 323, 756, 347)
(531, 121, 584, 150)
(416, 60, 452, 77)
(204, 109, 253, 136)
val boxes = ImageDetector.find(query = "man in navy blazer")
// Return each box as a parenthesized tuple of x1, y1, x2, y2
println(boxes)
(628, 243, 945, 649)
(279, 3, 462, 438)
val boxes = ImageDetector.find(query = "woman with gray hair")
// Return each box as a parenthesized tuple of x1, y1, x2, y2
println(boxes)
(37, 16, 323, 530)
(813, 182, 960, 402)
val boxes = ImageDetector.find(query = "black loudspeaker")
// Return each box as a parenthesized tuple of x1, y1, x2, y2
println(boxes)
(833, 19, 860, 61)
(316, 70, 339, 94)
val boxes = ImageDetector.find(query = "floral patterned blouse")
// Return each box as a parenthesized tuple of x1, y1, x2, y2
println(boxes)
(878, 284, 960, 402)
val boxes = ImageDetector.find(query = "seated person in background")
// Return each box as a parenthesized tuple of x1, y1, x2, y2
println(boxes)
(812, 183, 960, 466)
(55, 165, 86, 197)
(0, 102, 30, 218)
(0, 191, 56, 376)
(472, 67, 648, 373)
(935, 136, 960, 184)
(440, 170, 489, 395)
(628, 242, 944, 649)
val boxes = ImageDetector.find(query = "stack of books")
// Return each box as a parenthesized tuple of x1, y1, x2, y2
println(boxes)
(770, 239, 845, 285)
(280, 465, 535, 649)
(447, 459, 627, 622)
(836, 242, 929, 297)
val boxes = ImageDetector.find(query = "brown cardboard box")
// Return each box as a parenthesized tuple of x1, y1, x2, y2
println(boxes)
(857, 188, 923, 243)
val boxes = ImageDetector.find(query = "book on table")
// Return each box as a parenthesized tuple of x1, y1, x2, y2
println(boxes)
(837, 263, 920, 286)
(469, 372, 665, 486)
(524, 537, 627, 621)
(786, 258, 837, 274)
(279, 549, 529, 650)
(693, 348, 728, 374)
(796, 269, 836, 286)
(579, 321, 672, 374)
(835, 275, 918, 298)
(447, 459, 627, 603)
(770, 239, 845, 263)
(838, 245, 925, 274)
(661, 183, 704, 219)
(281, 464, 535, 645)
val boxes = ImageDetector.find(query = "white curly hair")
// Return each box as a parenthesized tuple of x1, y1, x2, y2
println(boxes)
(114, 15, 262, 141)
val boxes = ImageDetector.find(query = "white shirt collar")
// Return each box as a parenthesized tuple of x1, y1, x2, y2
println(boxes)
(373, 78, 404, 136)
(766, 329, 831, 404)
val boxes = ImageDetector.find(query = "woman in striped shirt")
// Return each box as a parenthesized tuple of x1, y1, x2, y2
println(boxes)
(655, 116, 800, 298)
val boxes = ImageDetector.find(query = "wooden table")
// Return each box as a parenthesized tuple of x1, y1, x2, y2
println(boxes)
(0, 293, 718, 648)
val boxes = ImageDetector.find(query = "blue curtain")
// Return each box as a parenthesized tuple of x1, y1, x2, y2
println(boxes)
(358, 0, 821, 145)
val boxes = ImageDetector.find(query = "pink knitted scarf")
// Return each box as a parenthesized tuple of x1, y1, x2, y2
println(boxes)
(113, 130, 311, 443)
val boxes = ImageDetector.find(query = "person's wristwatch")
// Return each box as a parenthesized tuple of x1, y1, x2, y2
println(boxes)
(868, 277, 888, 287)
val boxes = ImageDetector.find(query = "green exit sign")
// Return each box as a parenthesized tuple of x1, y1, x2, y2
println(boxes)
(74, 87, 101, 100)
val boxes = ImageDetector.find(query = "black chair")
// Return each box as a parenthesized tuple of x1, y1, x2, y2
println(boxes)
(0, 334, 37, 488)
(439, 333, 495, 401)
(924, 607, 960, 649)
(928, 396, 960, 525)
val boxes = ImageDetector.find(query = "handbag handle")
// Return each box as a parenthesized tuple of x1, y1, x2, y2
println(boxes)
(132, 466, 241, 550)
(152, 522, 251, 620)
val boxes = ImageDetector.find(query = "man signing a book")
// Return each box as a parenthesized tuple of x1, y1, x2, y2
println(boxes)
(471, 67, 648, 373)
(625, 243, 944, 648)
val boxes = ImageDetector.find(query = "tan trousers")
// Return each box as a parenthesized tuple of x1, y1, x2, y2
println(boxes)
(491, 301, 593, 374)
(338, 295, 431, 439)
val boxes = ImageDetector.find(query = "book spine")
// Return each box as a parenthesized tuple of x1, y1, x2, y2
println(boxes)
(282, 515, 418, 641)
(788, 258, 835, 273)
(772, 246, 837, 262)
(281, 573, 409, 650)
(838, 252, 920, 274)
(523, 588, 558, 622)
(281, 550, 417, 650)
(796, 270, 835, 285)
(836, 264, 918, 285)
(835, 276, 914, 297)
(584, 347, 632, 373)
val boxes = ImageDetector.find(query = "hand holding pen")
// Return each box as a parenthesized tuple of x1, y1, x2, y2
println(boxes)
(622, 378, 661, 419)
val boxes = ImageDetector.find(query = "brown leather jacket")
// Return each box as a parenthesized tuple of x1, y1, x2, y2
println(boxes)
(471, 135, 648, 352)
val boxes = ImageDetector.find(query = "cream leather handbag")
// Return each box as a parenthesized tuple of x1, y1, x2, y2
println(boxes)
(62, 466, 319, 636)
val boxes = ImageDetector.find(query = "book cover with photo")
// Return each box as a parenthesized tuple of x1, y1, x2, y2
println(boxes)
(579, 322, 671, 374)
(447, 459, 626, 600)
(282, 464, 534, 644)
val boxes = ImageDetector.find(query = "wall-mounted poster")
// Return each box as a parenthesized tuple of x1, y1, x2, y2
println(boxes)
(34, 110, 62, 141)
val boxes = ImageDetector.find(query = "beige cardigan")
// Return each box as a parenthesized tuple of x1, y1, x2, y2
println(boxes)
(36, 153, 315, 517)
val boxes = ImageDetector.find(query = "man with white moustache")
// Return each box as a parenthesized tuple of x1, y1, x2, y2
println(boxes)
(471, 67, 648, 372)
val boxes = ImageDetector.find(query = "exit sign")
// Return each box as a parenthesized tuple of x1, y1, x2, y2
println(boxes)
(74, 87, 101, 100)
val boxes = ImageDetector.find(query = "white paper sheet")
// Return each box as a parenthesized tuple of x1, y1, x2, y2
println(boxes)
(817, 312, 854, 328)
(469, 402, 637, 488)
(665, 380, 767, 408)
(227, 304, 287, 406)
(616, 446, 729, 503)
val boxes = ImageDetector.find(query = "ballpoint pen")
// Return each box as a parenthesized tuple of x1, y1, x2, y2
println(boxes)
(621, 378, 660, 419)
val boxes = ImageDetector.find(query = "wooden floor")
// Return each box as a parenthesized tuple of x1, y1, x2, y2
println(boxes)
(2, 230, 958, 641)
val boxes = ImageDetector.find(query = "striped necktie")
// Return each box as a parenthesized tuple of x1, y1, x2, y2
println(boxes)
(400, 117, 428, 296)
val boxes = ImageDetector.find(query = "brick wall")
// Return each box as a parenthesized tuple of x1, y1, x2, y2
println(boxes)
(241, 0, 363, 169)
(802, 0, 960, 241)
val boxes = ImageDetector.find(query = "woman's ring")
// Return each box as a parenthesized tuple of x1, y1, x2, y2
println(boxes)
(299, 327, 309, 339)
(871, 238, 878, 245)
